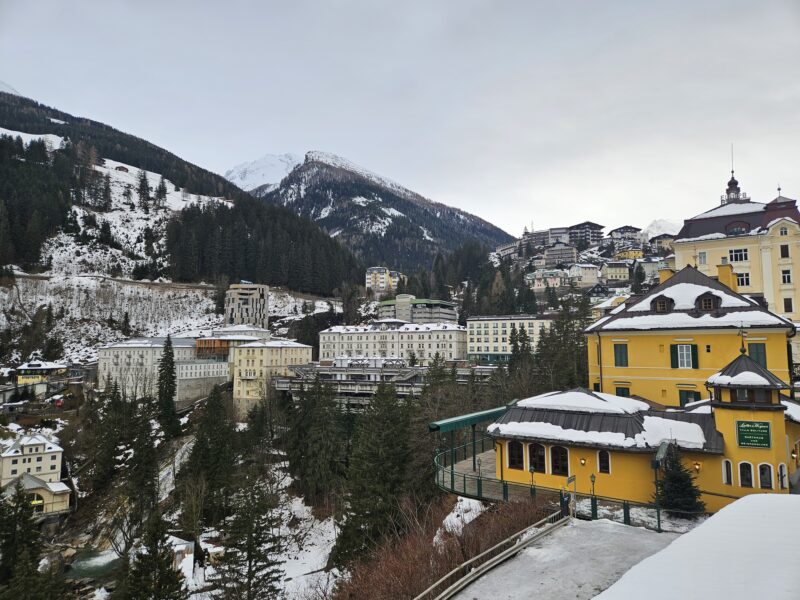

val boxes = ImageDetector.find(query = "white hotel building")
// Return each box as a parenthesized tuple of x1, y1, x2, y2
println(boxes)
(319, 319, 467, 366)
(467, 314, 552, 364)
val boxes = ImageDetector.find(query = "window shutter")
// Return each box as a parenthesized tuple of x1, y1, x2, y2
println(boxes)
(691, 345, 699, 369)
(670, 344, 678, 368)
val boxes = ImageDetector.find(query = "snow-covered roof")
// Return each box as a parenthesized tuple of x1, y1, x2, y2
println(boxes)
(489, 412, 707, 451)
(596, 495, 800, 600)
(323, 322, 464, 333)
(1, 434, 63, 457)
(16, 361, 67, 371)
(706, 353, 790, 389)
(593, 295, 629, 310)
(781, 400, 800, 423)
(586, 266, 793, 333)
(516, 389, 650, 414)
(102, 337, 196, 349)
(238, 340, 311, 349)
(2, 472, 69, 495)
(626, 283, 750, 312)
(690, 201, 767, 220)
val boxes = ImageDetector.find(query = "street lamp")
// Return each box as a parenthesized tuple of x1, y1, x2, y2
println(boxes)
(590, 473, 596, 496)
(580, 457, 587, 466)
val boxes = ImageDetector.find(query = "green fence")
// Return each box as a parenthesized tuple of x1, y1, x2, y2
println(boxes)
(434, 437, 705, 534)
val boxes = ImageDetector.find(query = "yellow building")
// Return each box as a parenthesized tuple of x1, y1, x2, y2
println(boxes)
(601, 262, 631, 282)
(673, 174, 800, 324)
(614, 248, 644, 260)
(232, 340, 312, 419)
(489, 355, 800, 513)
(1, 435, 71, 516)
(15, 361, 67, 386)
(586, 265, 795, 407)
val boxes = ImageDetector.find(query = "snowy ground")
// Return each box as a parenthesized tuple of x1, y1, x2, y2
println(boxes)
(454, 519, 678, 600)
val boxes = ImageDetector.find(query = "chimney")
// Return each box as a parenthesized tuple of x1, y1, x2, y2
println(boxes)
(658, 268, 675, 284)
(717, 263, 738, 292)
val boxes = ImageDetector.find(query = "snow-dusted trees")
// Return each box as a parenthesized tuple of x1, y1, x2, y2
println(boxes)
(119, 511, 187, 600)
(137, 169, 150, 213)
(212, 483, 284, 600)
(157, 335, 181, 438)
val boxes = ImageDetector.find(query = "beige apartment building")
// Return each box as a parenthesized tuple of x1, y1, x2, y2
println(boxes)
(224, 283, 270, 329)
(673, 175, 800, 323)
(1, 435, 70, 515)
(232, 340, 313, 419)
(466, 315, 552, 364)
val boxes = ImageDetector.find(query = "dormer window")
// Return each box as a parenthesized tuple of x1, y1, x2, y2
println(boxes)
(696, 293, 721, 312)
(780, 227, 788, 236)
(651, 295, 674, 313)
(726, 222, 748, 236)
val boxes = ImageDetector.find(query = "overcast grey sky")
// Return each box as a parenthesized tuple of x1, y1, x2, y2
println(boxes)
(1, 0, 798, 235)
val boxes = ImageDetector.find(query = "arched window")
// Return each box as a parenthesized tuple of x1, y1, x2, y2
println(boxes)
(598, 450, 611, 474)
(722, 459, 732, 485)
(758, 463, 773, 489)
(779, 464, 788, 489)
(739, 462, 753, 488)
(551, 446, 569, 476)
(529, 443, 546, 473)
(508, 440, 524, 470)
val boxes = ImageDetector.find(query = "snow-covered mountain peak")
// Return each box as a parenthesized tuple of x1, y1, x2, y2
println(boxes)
(303, 150, 420, 202)
(0, 80, 20, 96)
(641, 218, 682, 240)
(224, 152, 302, 192)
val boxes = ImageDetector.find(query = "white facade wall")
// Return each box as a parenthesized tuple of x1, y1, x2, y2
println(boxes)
(97, 339, 228, 403)
(319, 323, 466, 365)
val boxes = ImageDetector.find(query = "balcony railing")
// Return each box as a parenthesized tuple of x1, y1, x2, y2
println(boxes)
(434, 437, 703, 534)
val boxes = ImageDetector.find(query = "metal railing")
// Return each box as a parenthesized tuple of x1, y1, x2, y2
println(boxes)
(434, 437, 705, 534)
(414, 509, 568, 600)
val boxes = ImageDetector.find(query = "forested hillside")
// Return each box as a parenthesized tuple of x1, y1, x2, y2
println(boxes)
(0, 92, 242, 199)
(254, 152, 513, 272)
(0, 92, 364, 295)
(165, 198, 362, 294)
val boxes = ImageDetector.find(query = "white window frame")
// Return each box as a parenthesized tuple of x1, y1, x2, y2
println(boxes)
(697, 251, 707, 265)
(729, 248, 749, 262)
(757, 462, 774, 490)
(722, 459, 733, 485)
(782, 269, 792, 284)
(677, 344, 693, 369)
(736, 272, 750, 287)
(597, 449, 612, 474)
(738, 461, 754, 487)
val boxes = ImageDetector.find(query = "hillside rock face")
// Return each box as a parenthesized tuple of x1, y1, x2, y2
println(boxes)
(251, 151, 512, 272)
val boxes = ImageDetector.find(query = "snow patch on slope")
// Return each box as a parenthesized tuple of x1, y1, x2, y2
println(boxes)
(0, 126, 64, 151)
(224, 153, 302, 192)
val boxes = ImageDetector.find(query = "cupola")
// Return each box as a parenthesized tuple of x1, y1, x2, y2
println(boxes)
(721, 170, 750, 205)
(705, 353, 789, 408)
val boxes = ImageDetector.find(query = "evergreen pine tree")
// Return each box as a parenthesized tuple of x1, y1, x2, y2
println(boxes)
(655, 445, 705, 517)
(157, 335, 180, 438)
(302, 382, 344, 506)
(155, 175, 168, 207)
(632, 264, 646, 294)
(121, 311, 132, 336)
(182, 387, 235, 525)
(331, 383, 411, 566)
(213, 483, 284, 600)
(123, 511, 187, 600)
(0, 547, 64, 600)
(0, 480, 40, 583)
(102, 173, 113, 211)
(137, 169, 150, 214)
(126, 406, 159, 527)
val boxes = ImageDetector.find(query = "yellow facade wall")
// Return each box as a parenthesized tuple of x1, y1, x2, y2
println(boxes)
(673, 218, 800, 322)
(587, 329, 791, 407)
